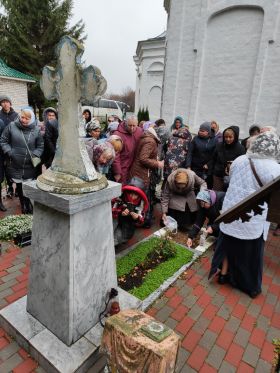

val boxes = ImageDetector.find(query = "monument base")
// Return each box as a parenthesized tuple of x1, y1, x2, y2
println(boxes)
(37, 169, 108, 194)
(0, 290, 141, 373)
(24, 180, 122, 346)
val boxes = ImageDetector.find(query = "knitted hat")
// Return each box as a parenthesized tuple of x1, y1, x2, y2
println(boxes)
(199, 122, 211, 134)
(0, 95, 12, 105)
(247, 132, 280, 160)
(196, 190, 211, 204)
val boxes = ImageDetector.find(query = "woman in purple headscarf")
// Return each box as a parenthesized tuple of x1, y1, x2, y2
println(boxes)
(86, 141, 115, 174)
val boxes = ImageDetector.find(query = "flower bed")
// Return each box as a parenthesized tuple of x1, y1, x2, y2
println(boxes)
(0, 215, 33, 242)
(117, 236, 193, 300)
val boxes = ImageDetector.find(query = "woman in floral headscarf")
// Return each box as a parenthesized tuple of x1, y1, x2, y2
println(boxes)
(163, 126, 192, 183)
(86, 141, 115, 174)
(209, 131, 280, 297)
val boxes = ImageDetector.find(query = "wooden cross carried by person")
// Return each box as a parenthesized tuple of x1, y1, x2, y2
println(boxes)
(37, 35, 108, 194)
(215, 176, 280, 224)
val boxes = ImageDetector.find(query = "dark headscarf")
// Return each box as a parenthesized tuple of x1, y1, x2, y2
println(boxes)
(170, 116, 184, 131)
(83, 109, 92, 123)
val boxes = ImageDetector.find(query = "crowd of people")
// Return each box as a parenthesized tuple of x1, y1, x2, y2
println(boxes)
(0, 94, 280, 298)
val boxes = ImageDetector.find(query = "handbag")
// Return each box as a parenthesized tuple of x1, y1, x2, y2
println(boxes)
(20, 130, 41, 168)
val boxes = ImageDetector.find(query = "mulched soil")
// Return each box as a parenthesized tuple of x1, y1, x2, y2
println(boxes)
(118, 250, 167, 291)
(171, 230, 200, 248)
(118, 231, 199, 292)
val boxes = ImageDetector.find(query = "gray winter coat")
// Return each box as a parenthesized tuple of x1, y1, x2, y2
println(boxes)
(0, 119, 44, 180)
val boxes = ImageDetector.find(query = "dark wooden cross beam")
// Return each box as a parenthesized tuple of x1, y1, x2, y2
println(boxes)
(215, 176, 280, 225)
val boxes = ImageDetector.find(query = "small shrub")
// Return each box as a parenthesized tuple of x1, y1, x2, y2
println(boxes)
(0, 215, 33, 241)
(149, 235, 176, 260)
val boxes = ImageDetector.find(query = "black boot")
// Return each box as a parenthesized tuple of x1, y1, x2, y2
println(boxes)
(0, 201, 7, 212)
(20, 199, 27, 214)
(24, 197, 33, 214)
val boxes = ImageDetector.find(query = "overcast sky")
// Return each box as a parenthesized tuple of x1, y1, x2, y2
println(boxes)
(71, 0, 167, 94)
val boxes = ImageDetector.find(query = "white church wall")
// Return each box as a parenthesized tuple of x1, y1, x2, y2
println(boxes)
(197, 7, 264, 130)
(162, 0, 280, 136)
(148, 86, 162, 120)
(134, 37, 165, 121)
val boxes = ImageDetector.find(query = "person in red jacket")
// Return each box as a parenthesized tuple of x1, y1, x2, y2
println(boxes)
(112, 182, 149, 246)
(112, 116, 143, 184)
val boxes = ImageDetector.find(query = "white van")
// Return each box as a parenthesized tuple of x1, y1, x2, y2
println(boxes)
(83, 99, 130, 123)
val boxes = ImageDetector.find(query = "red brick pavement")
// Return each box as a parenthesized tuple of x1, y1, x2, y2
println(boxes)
(147, 231, 280, 372)
(0, 196, 279, 372)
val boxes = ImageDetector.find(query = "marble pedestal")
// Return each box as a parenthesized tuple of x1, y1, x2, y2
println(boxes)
(23, 180, 121, 346)
(0, 289, 141, 373)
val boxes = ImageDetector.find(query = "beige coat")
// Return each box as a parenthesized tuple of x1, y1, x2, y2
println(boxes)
(161, 168, 207, 213)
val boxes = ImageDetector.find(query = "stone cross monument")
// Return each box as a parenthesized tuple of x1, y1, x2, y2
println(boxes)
(0, 36, 141, 372)
(37, 35, 107, 194)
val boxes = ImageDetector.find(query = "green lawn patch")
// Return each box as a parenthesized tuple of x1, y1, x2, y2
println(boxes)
(116, 236, 193, 300)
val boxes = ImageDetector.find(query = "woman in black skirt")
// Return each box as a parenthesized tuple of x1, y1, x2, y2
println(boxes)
(209, 131, 280, 298)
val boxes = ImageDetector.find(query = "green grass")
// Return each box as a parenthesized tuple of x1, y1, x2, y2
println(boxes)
(116, 237, 193, 300)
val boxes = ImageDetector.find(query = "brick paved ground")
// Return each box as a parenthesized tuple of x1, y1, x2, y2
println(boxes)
(0, 194, 279, 372)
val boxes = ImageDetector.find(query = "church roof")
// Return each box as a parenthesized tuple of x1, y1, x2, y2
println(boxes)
(148, 31, 166, 40)
(0, 59, 36, 82)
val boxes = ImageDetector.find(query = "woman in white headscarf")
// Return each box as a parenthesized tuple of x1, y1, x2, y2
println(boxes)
(209, 131, 280, 297)
(0, 108, 44, 213)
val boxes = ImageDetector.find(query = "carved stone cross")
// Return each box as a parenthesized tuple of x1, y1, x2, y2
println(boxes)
(37, 36, 108, 194)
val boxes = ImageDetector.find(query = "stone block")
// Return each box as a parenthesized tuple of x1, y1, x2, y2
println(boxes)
(233, 327, 250, 348)
(0, 341, 19, 360)
(242, 343, 260, 368)
(0, 297, 101, 373)
(25, 181, 121, 345)
(206, 345, 226, 370)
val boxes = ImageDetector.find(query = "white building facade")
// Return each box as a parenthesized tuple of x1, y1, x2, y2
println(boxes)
(134, 32, 166, 121)
(162, 0, 280, 136)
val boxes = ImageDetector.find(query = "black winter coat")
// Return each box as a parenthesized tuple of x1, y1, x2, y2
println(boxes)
(41, 119, 58, 167)
(211, 126, 245, 177)
(0, 119, 44, 180)
(185, 135, 216, 177)
(0, 108, 18, 126)
(188, 191, 225, 239)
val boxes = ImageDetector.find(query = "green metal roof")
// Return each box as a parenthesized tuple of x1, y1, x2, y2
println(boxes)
(0, 58, 36, 82)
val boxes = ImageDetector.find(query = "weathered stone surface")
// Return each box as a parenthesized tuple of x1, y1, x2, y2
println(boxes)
(26, 181, 121, 345)
(39, 35, 107, 193)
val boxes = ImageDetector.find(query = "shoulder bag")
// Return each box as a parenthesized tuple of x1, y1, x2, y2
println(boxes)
(20, 130, 41, 168)
(249, 158, 263, 187)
